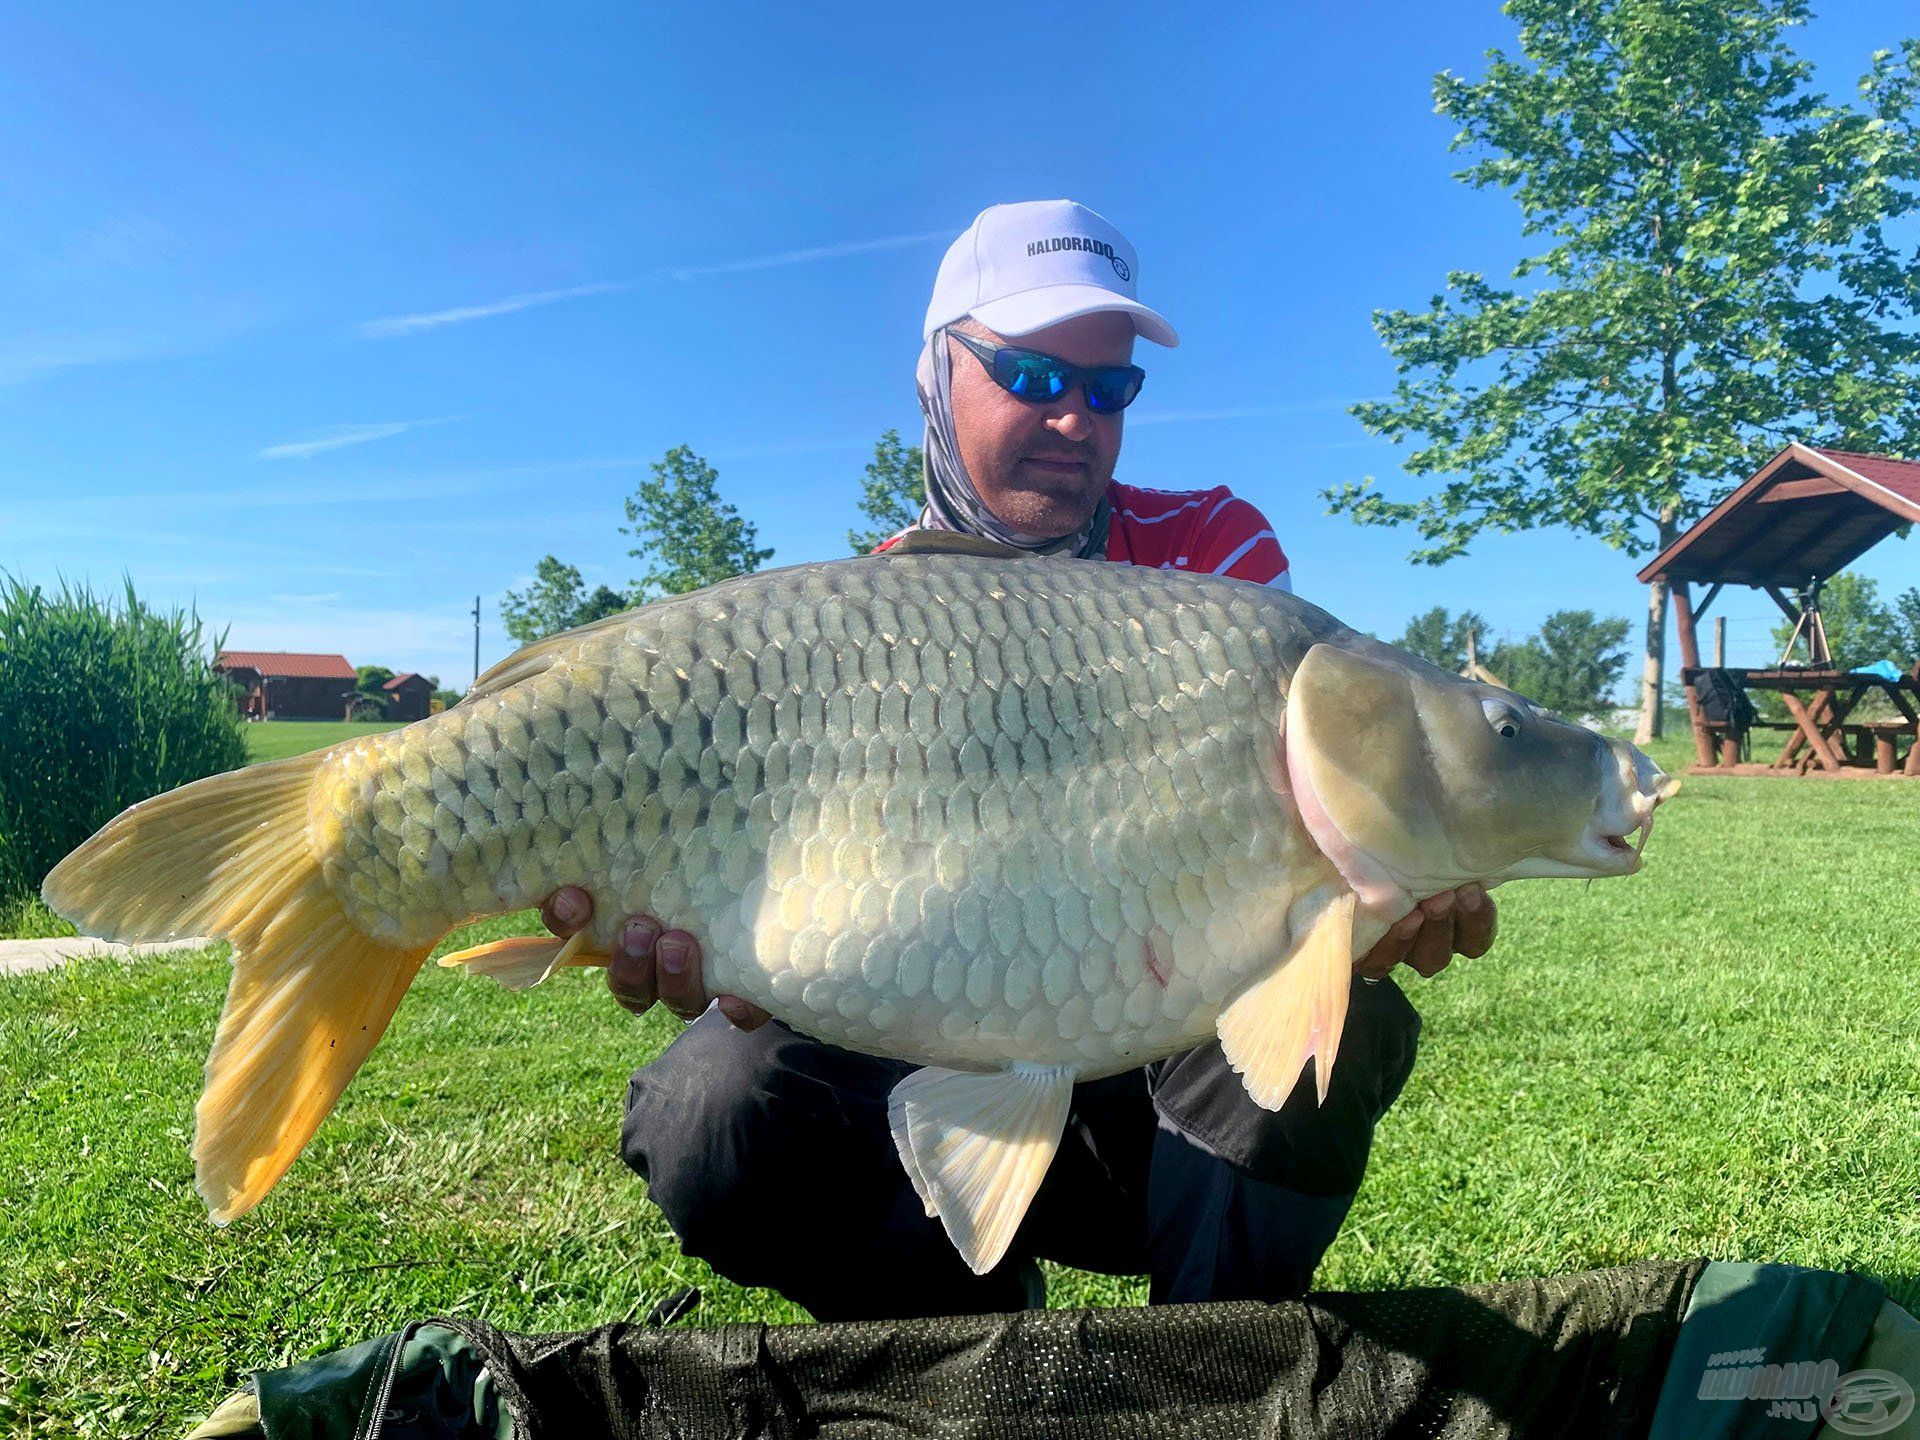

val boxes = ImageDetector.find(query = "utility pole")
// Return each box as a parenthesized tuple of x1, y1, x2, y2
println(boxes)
(472, 595, 481, 690)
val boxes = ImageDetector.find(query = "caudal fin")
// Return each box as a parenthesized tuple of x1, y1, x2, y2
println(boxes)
(41, 750, 430, 1222)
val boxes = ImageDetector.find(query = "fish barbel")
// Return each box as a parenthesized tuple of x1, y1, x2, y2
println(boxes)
(43, 533, 1676, 1273)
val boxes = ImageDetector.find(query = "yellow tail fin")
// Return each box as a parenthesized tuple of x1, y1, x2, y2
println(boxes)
(41, 750, 431, 1222)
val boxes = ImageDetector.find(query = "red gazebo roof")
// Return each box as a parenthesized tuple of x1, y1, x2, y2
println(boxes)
(1637, 443, 1920, 588)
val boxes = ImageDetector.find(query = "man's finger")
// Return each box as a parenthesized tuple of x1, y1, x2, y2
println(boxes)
(1356, 910, 1422, 981)
(717, 996, 773, 1030)
(1454, 885, 1497, 959)
(654, 930, 708, 1020)
(606, 915, 662, 1015)
(1408, 908, 1456, 978)
(541, 886, 594, 938)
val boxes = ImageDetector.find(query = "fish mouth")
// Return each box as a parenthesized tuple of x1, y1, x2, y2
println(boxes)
(1582, 749, 1680, 874)
(1595, 818, 1652, 866)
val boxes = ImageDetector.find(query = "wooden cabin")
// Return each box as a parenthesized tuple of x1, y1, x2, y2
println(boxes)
(214, 650, 358, 721)
(382, 672, 434, 722)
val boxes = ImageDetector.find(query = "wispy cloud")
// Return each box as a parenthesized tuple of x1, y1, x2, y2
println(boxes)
(644, 229, 949, 283)
(358, 283, 629, 339)
(0, 333, 169, 390)
(359, 229, 948, 339)
(257, 414, 464, 460)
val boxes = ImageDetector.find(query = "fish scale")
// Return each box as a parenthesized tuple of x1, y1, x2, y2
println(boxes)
(315, 552, 1327, 1073)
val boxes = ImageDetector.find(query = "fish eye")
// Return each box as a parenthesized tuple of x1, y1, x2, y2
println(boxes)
(1482, 699, 1522, 739)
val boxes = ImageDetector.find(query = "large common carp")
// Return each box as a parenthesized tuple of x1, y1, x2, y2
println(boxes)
(44, 533, 1676, 1274)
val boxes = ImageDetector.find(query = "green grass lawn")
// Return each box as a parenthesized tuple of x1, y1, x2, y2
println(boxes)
(3, 727, 1917, 1435)
(242, 719, 399, 764)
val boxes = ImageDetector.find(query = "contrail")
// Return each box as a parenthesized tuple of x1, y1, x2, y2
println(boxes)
(361, 230, 948, 339)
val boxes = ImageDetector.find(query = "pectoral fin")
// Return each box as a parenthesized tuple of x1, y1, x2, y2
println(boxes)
(1217, 890, 1356, 1109)
(437, 930, 607, 990)
(886, 1063, 1074, 1276)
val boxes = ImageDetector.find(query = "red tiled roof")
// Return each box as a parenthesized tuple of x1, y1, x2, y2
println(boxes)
(382, 672, 422, 690)
(215, 650, 357, 681)
(1809, 447, 1920, 506)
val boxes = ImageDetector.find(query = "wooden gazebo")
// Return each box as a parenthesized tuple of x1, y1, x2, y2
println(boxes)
(1637, 443, 1920, 777)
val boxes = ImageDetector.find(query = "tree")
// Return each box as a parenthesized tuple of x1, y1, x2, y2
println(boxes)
(577, 585, 629, 623)
(1490, 609, 1631, 717)
(1768, 571, 1899, 671)
(500, 556, 631, 645)
(345, 665, 394, 721)
(1325, 1, 1920, 743)
(624, 446, 774, 599)
(1393, 605, 1490, 672)
(1890, 585, 1920, 669)
(353, 665, 394, 702)
(849, 428, 925, 553)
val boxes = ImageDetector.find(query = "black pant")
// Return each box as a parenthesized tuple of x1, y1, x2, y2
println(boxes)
(621, 979, 1422, 1321)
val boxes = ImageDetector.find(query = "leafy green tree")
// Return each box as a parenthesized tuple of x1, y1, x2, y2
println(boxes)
(576, 585, 631, 624)
(1890, 585, 1920, 670)
(1491, 609, 1631, 717)
(1768, 571, 1899, 671)
(1393, 605, 1490, 672)
(849, 428, 926, 553)
(1325, 0, 1920, 742)
(624, 446, 774, 599)
(500, 557, 631, 644)
(353, 665, 395, 702)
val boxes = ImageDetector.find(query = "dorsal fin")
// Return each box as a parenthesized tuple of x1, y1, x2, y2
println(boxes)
(462, 606, 641, 705)
(877, 531, 1030, 560)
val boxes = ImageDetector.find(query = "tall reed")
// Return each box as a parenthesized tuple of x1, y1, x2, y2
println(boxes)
(0, 576, 247, 903)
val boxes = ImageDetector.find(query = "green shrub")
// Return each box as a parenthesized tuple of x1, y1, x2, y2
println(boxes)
(0, 576, 247, 903)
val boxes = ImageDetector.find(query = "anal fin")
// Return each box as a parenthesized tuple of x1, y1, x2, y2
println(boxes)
(886, 1063, 1074, 1276)
(437, 930, 606, 990)
(1217, 889, 1356, 1109)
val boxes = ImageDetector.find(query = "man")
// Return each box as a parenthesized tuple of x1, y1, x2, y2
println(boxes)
(541, 200, 1496, 1319)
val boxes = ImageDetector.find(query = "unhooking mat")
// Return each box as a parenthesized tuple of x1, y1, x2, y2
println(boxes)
(182, 1259, 1920, 1439)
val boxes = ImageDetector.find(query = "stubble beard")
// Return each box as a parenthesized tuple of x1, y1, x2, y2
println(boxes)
(979, 460, 1108, 539)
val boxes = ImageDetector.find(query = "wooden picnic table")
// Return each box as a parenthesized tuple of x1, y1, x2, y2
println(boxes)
(1684, 665, 1920, 775)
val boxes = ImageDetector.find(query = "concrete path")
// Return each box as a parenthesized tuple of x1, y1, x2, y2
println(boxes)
(0, 935, 214, 978)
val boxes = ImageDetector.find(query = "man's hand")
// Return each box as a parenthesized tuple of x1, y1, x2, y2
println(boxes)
(540, 887, 771, 1029)
(1355, 884, 1496, 983)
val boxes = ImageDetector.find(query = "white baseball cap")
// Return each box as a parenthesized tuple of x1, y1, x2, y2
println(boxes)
(924, 199, 1179, 348)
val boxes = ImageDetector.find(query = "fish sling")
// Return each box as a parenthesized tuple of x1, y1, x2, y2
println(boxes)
(43, 533, 1677, 1274)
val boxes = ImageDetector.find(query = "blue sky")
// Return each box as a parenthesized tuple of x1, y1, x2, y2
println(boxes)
(2, 3, 1913, 691)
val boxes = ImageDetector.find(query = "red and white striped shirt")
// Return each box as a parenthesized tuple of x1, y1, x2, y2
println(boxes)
(879, 481, 1292, 589)
(1101, 481, 1291, 588)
